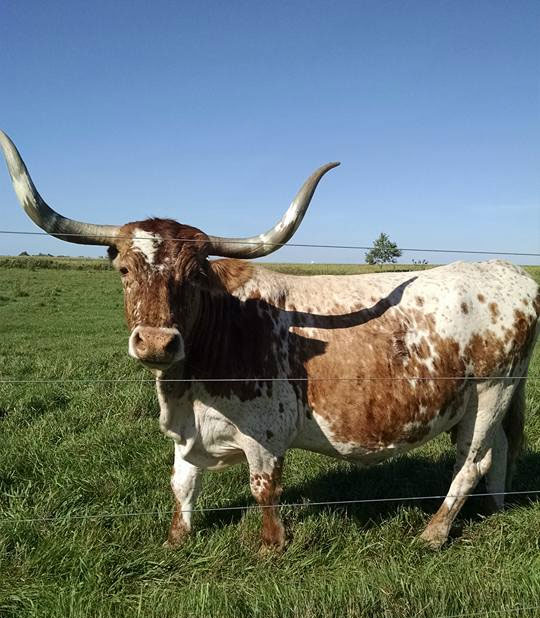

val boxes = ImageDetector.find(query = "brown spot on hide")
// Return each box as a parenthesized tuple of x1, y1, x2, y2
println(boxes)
(488, 302, 500, 323)
(462, 332, 506, 376)
(461, 302, 469, 314)
(464, 306, 537, 375)
(477, 293, 485, 303)
(392, 330, 409, 361)
(415, 296, 424, 307)
(508, 309, 536, 360)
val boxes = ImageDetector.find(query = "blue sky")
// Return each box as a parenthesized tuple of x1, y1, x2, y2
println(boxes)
(1, 1, 538, 263)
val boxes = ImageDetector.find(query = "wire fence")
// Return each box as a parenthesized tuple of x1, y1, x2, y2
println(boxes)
(1, 228, 539, 257)
(2, 489, 540, 524)
(1, 230, 539, 553)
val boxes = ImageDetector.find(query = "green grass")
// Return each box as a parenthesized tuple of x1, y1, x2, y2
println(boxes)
(0, 260, 539, 618)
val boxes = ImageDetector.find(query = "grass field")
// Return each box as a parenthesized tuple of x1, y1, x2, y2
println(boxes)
(0, 258, 539, 618)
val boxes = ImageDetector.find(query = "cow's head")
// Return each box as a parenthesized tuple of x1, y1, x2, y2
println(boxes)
(109, 219, 211, 369)
(0, 130, 338, 370)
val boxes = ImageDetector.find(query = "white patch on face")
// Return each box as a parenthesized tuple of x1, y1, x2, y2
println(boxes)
(131, 228, 162, 265)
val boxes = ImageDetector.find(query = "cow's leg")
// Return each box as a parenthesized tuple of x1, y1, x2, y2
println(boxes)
(165, 445, 203, 548)
(484, 378, 526, 511)
(420, 381, 515, 549)
(420, 430, 492, 549)
(246, 449, 285, 550)
(483, 424, 508, 513)
(502, 378, 526, 491)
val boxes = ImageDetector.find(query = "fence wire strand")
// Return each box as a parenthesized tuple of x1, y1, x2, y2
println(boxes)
(1, 228, 539, 257)
(0, 375, 538, 384)
(441, 606, 540, 618)
(2, 489, 540, 524)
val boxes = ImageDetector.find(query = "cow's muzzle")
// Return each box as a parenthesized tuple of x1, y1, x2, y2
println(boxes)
(128, 326, 184, 369)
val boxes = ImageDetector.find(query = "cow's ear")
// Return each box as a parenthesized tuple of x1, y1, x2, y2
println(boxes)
(185, 255, 210, 285)
(206, 259, 254, 294)
(174, 240, 209, 285)
(107, 246, 119, 261)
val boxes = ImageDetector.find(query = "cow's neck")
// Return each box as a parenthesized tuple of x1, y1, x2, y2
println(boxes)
(185, 286, 274, 380)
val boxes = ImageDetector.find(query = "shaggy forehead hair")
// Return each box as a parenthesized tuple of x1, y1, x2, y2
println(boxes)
(109, 219, 210, 277)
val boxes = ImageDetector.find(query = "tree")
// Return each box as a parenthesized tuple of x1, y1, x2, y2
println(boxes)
(365, 232, 402, 266)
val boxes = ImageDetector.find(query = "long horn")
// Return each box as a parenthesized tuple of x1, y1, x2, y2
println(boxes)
(0, 130, 120, 246)
(207, 161, 340, 258)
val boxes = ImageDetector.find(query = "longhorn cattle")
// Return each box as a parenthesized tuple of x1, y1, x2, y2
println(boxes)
(1, 130, 538, 550)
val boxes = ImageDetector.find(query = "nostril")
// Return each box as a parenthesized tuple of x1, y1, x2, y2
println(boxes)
(133, 330, 146, 353)
(164, 336, 180, 355)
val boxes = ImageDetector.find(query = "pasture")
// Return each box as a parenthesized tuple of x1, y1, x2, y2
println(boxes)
(0, 258, 539, 618)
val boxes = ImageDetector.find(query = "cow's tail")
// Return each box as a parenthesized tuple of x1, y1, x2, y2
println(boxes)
(502, 379, 526, 491)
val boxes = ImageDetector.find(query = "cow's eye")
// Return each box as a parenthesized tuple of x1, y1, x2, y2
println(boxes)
(120, 267, 129, 276)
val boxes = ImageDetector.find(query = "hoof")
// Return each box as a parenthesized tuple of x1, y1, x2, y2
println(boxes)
(162, 539, 181, 550)
(260, 520, 286, 554)
(482, 494, 504, 515)
(163, 531, 189, 549)
(419, 527, 448, 550)
(259, 539, 285, 556)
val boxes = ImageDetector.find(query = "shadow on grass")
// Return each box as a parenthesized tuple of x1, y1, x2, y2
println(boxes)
(201, 449, 540, 531)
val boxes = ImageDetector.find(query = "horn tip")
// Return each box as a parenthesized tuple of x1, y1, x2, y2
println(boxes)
(0, 129, 13, 145)
(324, 161, 340, 171)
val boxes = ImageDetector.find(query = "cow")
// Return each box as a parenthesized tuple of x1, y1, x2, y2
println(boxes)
(1, 130, 538, 550)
